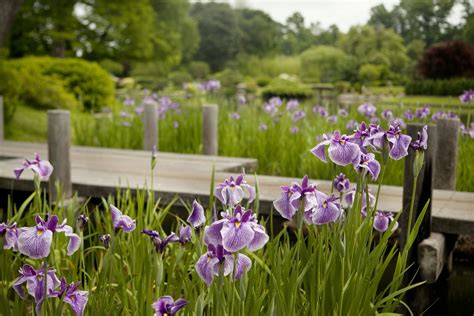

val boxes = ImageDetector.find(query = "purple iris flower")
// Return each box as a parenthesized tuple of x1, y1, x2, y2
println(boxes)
(110, 205, 136, 233)
(311, 131, 361, 166)
(373, 211, 398, 233)
(327, 115, 337, 124)
(0, 222, 19, 250)
(411, 125, 428, 151)
(99, 234, 111, 249)
(382, 109, 393, 120)
(403, 110, 414, 120)
(13, 264, 60, 315)
(269, 96, 282, 107)
(187, 200, 206, 228)
(14, 153, 54, 181)
(334, 173, 350, 193)
(292, 110, 306, 122)
(230, 112, 241, 120)
(338, 108, 348, 117)
(415, 106, 430, 119)
(290, 126, 299, 134)
(135, 106, 144, 115)
(152, 296, 188, 316)
(17, 215, 80, 259)
(120, 111, 131, 118)
(238, 95, 246, 105)
(459, 90, 474, 103)
(345, 188, 376, 216)
(462, 123, 474, 139)
(204, 205, 268, 253)
(77, 214, 89, 231)
(50, 277, 89, 316)
(215, 174, 256, 207)
(306, 193, 341, 225)
(195, 243, 251, 286)
(142, 230, 179, 253)
(259, 123, 268, 131)
(263, 102, 278, 115)
(385, 123, 412, 160)
(357, 103, 376, 117)
(353, 153, 381, 180)
(273, 176, 321, 220)
(178, 225, 192, 245)
(370, 116, 380, 124)
(286, 99, 299, 111)
(390, 117, 406, 129)
(206, 79, 221, 92)
(350, 121, 371, 153)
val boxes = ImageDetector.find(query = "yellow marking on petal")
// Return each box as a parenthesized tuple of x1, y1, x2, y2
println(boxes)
(363, 161, 369, 165)
(37, 230, 43, 236)
(230, 186, 235, 190)
(396, 134, 400, 139)
(71, 295, 76, 302)
(340, 140, 345, 145)
(235, 222, 241, 229)
(37, 275, 43, 281)
(164, 313, 168, 316)
(323, 202, 327, 208)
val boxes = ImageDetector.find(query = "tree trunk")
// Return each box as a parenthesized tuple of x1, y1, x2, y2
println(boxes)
(0, 0, 24, 47)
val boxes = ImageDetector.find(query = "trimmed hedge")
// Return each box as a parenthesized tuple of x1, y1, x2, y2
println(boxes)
(261, 78, 313, 100)
(405, 78, 474, 96)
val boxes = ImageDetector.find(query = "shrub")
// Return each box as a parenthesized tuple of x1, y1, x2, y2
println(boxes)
(0, 61, 22, 123)
(256, 76, 271, 87)
(214, 68, 243, 97)
(8, 57, 114, 111)
(358, 64, 389, 84)
(418, 41, 474, 79)
(168, 71, 192, 87)
(261, 78, 312, 100)
(188, 61, 210, 79)
(405, 78, 474, 96)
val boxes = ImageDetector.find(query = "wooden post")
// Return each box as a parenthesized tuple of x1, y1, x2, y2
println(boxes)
(144, 101, 158, 151)
(0, 95, 4, 142)
(434, 118, 460, 190)
(48, 110, 72, 200)
(202, 104, 218, 155)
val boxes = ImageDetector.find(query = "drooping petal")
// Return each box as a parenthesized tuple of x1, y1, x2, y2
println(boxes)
(14, 167, 25, 179)
(247, 224, 269, 252)
(195, 254, 218, 286)
(228, 186, 244, 206)
(221, 222, 255, 252)
(203, 220, 224, 246)
(56, 224, 81, 256)
(234, 254, 252, 280)
(169, 298, 189, 315)
(30, 160, 54, 180)
(273, 190, 300, 220)
(328, 141, 360, 166)
(313, 202, 341, 225)
(17, 226, 53, 259)
(387, 134, 412, 160)
(187, 200, 206, 228)
(242, 184, 256, 203)
(310, 140, 330, 163)
(110, 205, 136, 233)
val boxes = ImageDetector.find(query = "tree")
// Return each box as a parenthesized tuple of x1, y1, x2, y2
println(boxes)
(191, 2, 240, 71)
(236, 8, 280, 57)
(280, 12, 315, 54)
(300, 46, 350, 83)
(0, 0, 24, 47)
(418, 41, 474, 79)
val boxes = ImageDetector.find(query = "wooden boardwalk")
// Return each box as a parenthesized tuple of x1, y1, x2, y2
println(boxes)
(0, 141, 473, 235)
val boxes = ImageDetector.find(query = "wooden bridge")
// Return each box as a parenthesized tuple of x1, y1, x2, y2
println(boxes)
(0, 141, 472, 236)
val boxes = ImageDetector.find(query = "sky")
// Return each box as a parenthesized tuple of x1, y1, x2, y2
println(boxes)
(193, 0, 464, 32)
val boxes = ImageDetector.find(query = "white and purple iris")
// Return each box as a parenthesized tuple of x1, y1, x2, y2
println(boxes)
(0, 222, 19, 250)
(373, 211, 399, 233)
(311, 131, 361, 166)
(304, 193, 342, 225)
(110, 205, 136, 233)
(141, 230, 179, 253)
(152, 295, 188, 316)
(459, 90, 474, 103)
(13, 264, 61, 315)
(411, 125, 428, 151)
(204, 205, 269, 253)
(273, 175, 320, 220)
(195, 243, 252, 286)
(50, 277, 89, 316)
(345, 188, 376, 217)
(14, 152, 53, 181)
(369, 123, 412, 160)
(16, 215, 80, 259)
(357, 103, 376, 117)
(334, 173, 350, 193)
(215, 174, 256, 207)
(354, 153, 381, 181)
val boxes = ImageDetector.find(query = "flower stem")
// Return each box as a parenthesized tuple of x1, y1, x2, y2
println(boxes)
(407, 174, 418, 242)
